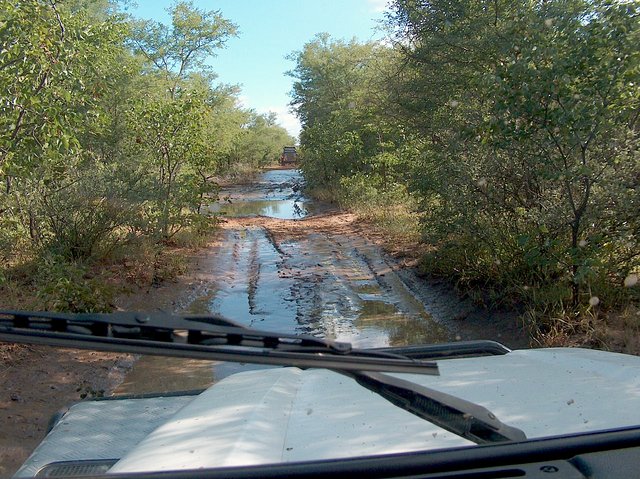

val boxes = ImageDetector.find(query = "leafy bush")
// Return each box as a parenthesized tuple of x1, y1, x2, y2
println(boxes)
(35, 257, 115, 313)
(335, 174, 422, 241)
(171, 214, 217, 248)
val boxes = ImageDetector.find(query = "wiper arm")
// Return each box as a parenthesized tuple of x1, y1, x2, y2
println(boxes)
(0, 310, 526, 443)
(342, 370, 527, 444)
(0, 310, 438, 375)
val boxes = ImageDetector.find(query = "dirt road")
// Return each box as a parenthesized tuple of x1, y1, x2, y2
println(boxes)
(1, 168, 528, 474)
(117, 168, 528, 393)
(202, 169, 526, 347)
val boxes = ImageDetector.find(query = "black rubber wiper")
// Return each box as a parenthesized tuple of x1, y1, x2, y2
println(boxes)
(0, 310, 438, 375)
(0, 310, 526, 443)
(343, 370, 527, 444)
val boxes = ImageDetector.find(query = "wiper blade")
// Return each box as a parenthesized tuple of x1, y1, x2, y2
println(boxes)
(344, 370, 527, 444)
(1, 310, 525, 443)
(0, 310, 438, 375)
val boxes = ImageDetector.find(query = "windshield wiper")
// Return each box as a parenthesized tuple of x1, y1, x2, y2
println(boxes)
(0, 310, 438, 375)
(0, 310, 526, 444)
(343, 371, 527, 444)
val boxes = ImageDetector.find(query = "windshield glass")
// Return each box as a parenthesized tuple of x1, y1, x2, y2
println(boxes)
(1, 0, 639, 477)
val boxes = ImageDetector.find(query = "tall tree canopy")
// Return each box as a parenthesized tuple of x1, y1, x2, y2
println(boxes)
(290, 0, 640, 322)
(0, 0, 292, 266)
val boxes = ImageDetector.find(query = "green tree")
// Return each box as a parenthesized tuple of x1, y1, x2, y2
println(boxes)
(129, 0, 237, 97)
(289, 34, 404, 191)
(228, 112, 295, 170)
(124, 1, 241, 240)
(127, 89, 211, 241)
(0, 0, 128, 256)
(387, 0, 640, 310)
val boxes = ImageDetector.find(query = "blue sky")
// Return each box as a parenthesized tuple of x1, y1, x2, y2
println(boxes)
(128, 1, 389, 138)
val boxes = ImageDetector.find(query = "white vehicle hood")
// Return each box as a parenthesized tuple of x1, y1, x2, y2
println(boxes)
(109, 347, 640, 473)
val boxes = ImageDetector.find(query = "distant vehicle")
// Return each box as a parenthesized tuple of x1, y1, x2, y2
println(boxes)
(280, 146, 297, 165)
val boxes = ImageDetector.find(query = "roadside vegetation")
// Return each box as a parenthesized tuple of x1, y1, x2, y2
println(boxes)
(289, 0, 640, 347)
(0, 0, 293, 313)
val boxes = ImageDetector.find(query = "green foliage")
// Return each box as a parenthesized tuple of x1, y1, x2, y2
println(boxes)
(35, 256, 115, 313)
(226, 111, 295, 173)
(0, 0, 133, 263)
(0, 1, 294, 301)
(0, 214, 28, 263)
(36, 163, 142, 261)
(126, 89, 212, 240)
(339, 174, 422, 240)
(129, 0, 237, 96)
(291, 1, 640, 327)
(391, 0, 640, 311)
(289, 35, 404, 190)
(0, 0, 126, 177)
(171, 214, 217, 248)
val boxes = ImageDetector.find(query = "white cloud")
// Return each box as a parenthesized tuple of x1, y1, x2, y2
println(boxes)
(264, 105, 301, 141)
(367, 0, 388, 13)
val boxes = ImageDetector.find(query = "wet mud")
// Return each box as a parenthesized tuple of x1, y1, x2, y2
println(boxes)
(115, 169, 528, 394)
(116, 169, 528, 394)
(205, 169, 527, 348)
(209, 169, 310, 219)
(198, 225, 451, 347)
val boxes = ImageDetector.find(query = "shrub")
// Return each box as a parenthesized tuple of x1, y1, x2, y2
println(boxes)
(35, 257, 115, 313)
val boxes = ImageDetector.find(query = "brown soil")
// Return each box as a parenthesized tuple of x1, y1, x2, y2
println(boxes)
(0, 346, 132, 477)
(5, 169, 633, 475)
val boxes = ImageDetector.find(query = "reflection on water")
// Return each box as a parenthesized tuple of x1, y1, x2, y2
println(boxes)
(216, 199, 308, 219)
(359, 300, 398, 319)
(211, 169, 309, 220)
(186, 291, 217, 315)
(354, 312, 450, 348)
(353, 283, 384, 295)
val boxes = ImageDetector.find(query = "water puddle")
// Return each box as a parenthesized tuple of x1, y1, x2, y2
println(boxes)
(215, 199, 308, 219)
(359, 300, 399, 319)
(353, 282, 384, 295)
(210, 169, 310, 220)
(117, 168, 455, 393)
(192, 229, 451, 352)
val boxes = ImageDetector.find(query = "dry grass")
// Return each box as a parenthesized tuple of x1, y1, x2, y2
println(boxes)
(529, 304, 640, 356)
(598, 305, 640, 355)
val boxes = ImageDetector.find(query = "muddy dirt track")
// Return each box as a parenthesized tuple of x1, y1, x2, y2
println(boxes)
(117, 168, 528, 393)
(200, 169, 527, 348)
(1, 168, 528, 475)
